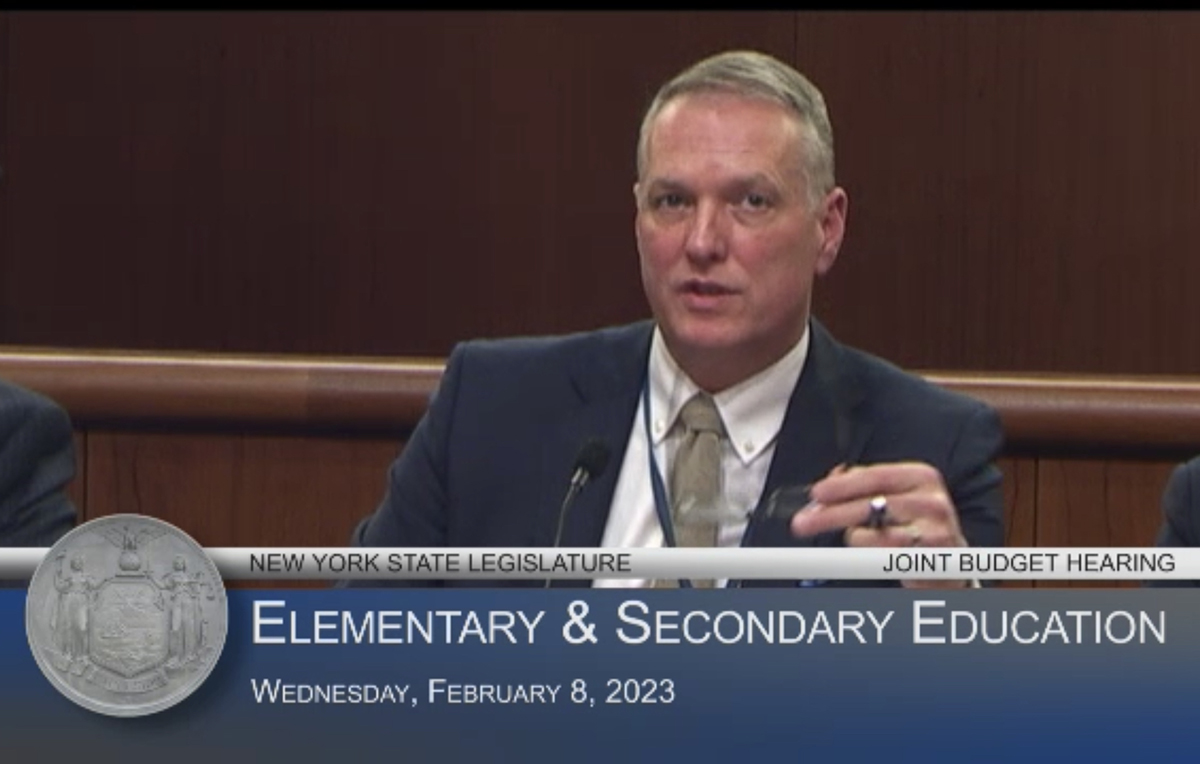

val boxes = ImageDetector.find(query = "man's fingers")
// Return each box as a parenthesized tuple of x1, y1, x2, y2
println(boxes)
(844, 524, 924, 548)
(790, 492, 939, 537)
(810, 462, 943, 505)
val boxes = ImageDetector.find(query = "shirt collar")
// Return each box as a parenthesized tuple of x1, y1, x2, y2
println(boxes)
(647, 324, 811, 465)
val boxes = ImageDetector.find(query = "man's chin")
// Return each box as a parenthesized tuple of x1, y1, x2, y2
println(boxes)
(663, 325, 746, 356)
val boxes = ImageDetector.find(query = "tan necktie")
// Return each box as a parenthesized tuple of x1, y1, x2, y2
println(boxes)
(666, 393, 726, 588)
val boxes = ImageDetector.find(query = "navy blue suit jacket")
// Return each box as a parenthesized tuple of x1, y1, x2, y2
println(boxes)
(1149, 456, 1200, 587)
(351, 320, 1005, 586)
(0, 379, 77, 548)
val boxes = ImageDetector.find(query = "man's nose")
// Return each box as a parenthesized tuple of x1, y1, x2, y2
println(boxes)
(683, 202, 728, 264)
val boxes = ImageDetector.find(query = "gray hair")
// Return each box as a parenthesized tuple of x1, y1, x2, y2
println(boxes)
(636, 50, 835, 204)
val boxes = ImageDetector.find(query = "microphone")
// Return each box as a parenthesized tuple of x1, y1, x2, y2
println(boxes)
(545, 439, 611, 588)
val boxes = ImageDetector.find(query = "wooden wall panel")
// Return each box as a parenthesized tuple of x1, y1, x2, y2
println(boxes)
(1000, 458, 1036, 548)
(0, 11, 790, 357)
(67, 431, 85, 519)
(1035, 459, 1174, 547)
(3, 12, 1199, 374)
(997, 457, 1036, 588)
(83, 431, 401, 548)
(0, 11, 8, 287)
(797, 11, 1200, 374)
(1033, 458, 1176, 587)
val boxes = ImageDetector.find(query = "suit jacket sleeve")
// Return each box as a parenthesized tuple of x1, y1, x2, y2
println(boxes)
(0, 384, 77, 546)
(945, 403, 1006, 549)
(350, 342, 468, 551)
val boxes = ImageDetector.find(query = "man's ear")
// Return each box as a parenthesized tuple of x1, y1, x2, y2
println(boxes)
(815, 187, 848, 276)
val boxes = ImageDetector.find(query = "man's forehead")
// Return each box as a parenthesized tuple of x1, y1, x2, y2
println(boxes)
(643, 94, 807, 182)
(648, 93, 802, 150)
(652, 90, 800, 133)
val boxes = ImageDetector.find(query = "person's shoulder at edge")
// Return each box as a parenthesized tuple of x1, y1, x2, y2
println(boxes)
(1154, 456, 1200, 545)
(1146, 456, 1200, 587)
(0, 378, 79, 547)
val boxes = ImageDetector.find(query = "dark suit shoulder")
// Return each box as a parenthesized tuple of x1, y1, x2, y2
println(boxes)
(1178, 457, 1200, 491)
(1147, 457, 1200, 586)
(811, 327, 1002, 483)
(838, 343, 994, 423)
(0, 378, 70, 425)
(1159, 457, 1200, 546)
(446, 321, 652, 404)
(0, 378, 77, 546)
(813, 334, 1005, 551)
(0, 379, 73, 454)
(454, 322, 651, 370)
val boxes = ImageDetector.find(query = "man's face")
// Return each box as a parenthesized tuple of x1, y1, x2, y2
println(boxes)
(635, 91, 846, 387)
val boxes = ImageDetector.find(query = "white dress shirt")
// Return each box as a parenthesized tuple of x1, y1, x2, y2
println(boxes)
(594, 325, 810, 588)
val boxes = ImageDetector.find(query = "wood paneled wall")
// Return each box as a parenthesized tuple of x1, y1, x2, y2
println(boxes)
(83, 431, 399, 550)
(2, 12, 1199, 374)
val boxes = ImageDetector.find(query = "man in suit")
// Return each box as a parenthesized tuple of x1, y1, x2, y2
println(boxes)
(0, 378, 77, 547)
(350, 50, 1004, 587)
(1149, 456, 1200, 586)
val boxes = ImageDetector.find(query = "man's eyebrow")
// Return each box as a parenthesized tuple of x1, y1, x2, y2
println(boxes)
(641, 178, 688, 192)
(729, 172, 783, 189)
(643, 173, 780, 190)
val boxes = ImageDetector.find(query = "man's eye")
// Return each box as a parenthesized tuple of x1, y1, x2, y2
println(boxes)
(743, 193, 770, 209)
(654, 193, 687, 209)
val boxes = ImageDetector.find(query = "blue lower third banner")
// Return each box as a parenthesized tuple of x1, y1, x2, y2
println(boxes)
(2, 588, 1197, 762)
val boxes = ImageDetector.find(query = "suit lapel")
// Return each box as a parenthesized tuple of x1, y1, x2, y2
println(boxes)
(744, 320, 872, 548)
(539, 323, 652, 559)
